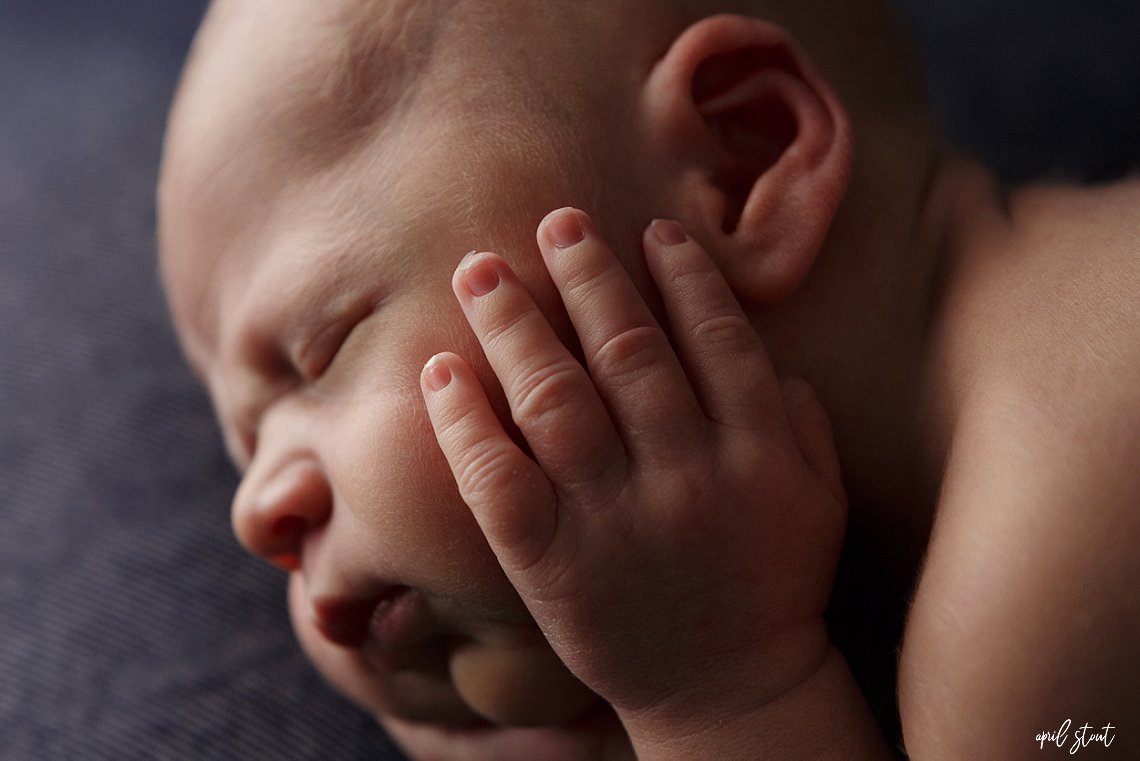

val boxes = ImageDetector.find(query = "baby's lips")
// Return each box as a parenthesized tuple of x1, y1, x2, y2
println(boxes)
(311, 588, 410, 648)
(311, 597, 379, 648)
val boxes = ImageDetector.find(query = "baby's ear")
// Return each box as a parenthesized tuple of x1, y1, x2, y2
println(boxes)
(644, 14, 853, 303)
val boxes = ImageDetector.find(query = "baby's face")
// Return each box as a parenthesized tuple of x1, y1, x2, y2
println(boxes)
(160, 0, 652, 737)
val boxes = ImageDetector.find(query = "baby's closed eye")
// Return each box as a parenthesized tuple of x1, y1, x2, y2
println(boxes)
(294, 300, 380, 382)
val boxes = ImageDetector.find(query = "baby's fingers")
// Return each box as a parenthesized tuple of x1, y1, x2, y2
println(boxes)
(454, 252, 626, 493)
(421, 353, 557, 575)
(536, 209, 707, 465)
(643, 220, 786, 434)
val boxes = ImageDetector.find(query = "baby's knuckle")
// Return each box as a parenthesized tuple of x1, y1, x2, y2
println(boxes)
(561, 254, 620, 301)
(689, 310, 756, 354)
(455, 437, 519, 501)
(669, 466, 715, 507)
(644, 465, 723, 533)
(669, 259, 718, 293)
(481, 306, 537, 348)
(511, 359, 585, 426)
(730, 438, 799, 495)
(590, 325, 669, 387)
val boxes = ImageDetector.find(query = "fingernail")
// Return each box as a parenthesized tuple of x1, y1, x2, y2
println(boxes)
(546, 209, 585, 249)
(649, 219, 688, 246)
(424, 355, 452, 392)
(462, 259, 500, 297)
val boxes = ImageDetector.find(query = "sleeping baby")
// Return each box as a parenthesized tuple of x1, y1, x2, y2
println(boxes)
(158, 0, 1139, 757)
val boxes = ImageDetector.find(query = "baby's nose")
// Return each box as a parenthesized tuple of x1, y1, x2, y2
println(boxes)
(232, 458, 332, 570)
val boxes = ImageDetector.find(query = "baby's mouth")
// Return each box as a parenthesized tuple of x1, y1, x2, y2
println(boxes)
(310, 585, 412, 648)
(310, 582, 600, 727)
(312, 584, 456, 678)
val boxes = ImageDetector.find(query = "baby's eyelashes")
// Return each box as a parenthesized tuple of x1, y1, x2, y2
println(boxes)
(293, 300, 379, 382)
(295, 315, 358, 380)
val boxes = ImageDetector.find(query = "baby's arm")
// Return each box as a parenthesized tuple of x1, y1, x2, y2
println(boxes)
(420, 209, 894, 759)
(899, 390, 1140, 758)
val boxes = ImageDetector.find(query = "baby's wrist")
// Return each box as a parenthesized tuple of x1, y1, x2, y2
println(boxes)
(617, 640, 893, 761)
(612, 620, 829, 745)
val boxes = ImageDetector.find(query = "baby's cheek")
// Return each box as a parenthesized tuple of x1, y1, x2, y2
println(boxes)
(334, 387, 470, 529)
(328, 387, 526, 606)
(450, 638, 599, 727)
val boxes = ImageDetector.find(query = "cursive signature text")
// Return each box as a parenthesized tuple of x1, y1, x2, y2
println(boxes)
(1036, 719, 1116, 754)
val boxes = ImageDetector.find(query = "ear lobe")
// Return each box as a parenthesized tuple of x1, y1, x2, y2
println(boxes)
(645, 15, 853, 303)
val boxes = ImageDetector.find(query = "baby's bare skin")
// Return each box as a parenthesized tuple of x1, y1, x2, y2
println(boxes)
(899, 177, 1140, 758)
(421, 210, 891, 758)
(159, 0, 1140, 758)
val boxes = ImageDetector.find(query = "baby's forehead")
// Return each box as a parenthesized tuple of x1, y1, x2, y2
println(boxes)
(182, 0, 454, 159)
(160, 0, 636, 376)
(161, 1, 456, 347)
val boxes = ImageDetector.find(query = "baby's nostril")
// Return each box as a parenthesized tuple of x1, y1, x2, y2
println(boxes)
(271, 515, 308, 539)
(270, 553, 301, 572)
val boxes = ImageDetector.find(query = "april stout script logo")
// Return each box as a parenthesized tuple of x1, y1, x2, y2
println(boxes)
(1036, 720, 1116, 754)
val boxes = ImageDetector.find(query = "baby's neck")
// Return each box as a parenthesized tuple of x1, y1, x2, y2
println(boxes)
(909, 153, 1011, 448)
(854, 152, 1012, 553)
(765, 151, 1011, 565)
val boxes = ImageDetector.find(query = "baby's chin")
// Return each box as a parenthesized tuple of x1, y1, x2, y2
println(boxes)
(287, 572, 599, 728)
(448, 633, 600, 726)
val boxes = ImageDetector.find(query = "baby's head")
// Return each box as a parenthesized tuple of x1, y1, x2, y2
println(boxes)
(159, 0, 934, 735)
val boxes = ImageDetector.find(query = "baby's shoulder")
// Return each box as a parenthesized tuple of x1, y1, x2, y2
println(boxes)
(1003, 174, 1140, 297)
(947, 177, 1140, 507)
(898, 183, 1140, 752)
(961, 177, 1140, 430)
(915, 171, 1140, 641)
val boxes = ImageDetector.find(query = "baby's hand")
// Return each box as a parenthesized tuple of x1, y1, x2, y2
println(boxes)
(421, 209, 847, 744)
